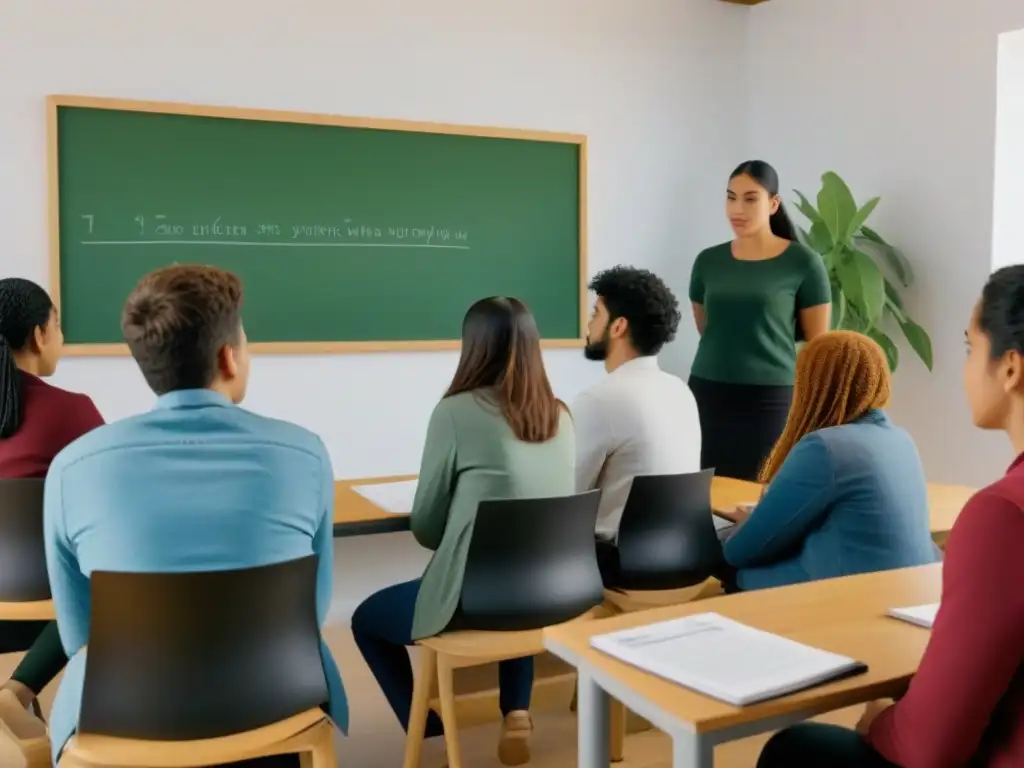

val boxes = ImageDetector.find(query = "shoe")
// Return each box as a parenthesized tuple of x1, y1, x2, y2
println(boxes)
(497, 710, 532, 766)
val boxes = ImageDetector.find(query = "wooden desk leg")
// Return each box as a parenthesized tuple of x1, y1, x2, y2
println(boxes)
(576, 671, 610, 768)
(672, 730, 713, 768)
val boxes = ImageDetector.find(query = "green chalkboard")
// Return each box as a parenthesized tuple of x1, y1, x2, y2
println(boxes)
(50, 97, 585, 353)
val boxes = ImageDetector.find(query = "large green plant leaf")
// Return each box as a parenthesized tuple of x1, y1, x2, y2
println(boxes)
(840, 302, 869, 333)
(867, 328, 900, 372)
(817, 172, 858, 246)
(884, 279, 907, 323)
(858, 226, 914, 286)
(899, 319, 933, 371)
(809, 220, 833, 254)
(830, 281, 846, 330)
(835, 249, 885, 324)
(793, 189, 834, 254)
(844, 197, 881, 243)
(793, 190, 822, 225)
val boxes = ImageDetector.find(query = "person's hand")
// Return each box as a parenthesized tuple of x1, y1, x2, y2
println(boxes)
(855, 699, 892, 737)
(718, 502, 756, 524)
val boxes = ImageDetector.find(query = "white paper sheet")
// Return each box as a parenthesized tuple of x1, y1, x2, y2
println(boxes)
(352, 479, 419, 514)
(887, 603, 938, 629)
(590, 612, 864, 706)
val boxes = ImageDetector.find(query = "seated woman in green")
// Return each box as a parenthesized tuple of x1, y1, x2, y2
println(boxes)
(0, 279, 104, 720)
(351, 297, 575, 767)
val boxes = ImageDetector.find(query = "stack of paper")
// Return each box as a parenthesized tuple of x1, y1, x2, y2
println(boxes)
(590, 612, 867, 706)
(887, 603, 939, 629)
(352, 479, 419, 514)
(712, 513, 734, 531)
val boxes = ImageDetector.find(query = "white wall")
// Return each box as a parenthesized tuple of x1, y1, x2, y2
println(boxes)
(746, 0, 1024, 487)
(992, 28, 1024, 270)
(0, 0, 749, 620)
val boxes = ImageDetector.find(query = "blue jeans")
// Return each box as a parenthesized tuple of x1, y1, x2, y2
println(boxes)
(351, 579, 534, 737)
(758, 723, 895, 767)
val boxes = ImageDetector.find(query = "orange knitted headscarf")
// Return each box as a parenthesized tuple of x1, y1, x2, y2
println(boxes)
(758, 330, 892, 484)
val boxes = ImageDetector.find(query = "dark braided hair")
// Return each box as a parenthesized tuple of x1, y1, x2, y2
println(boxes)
(0, 278, 55, 438)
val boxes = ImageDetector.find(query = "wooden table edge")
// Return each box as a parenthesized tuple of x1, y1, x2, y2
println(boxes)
(332, 475, 972, 538)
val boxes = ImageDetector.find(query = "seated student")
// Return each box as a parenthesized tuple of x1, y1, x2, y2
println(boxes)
(0, 278, 104, 726)
(351, 297, 574, 767)
(758, 266, 1024, 767)
(571, 266, 701, 584)
(42, 265, 348, 767)
(720, 330, 937, 592)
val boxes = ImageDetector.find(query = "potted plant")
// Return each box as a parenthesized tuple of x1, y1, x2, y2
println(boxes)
(792, 172, 932, 372)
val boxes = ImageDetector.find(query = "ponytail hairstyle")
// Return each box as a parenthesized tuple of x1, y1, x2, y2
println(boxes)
(977, 265, 1024, 361)
(729, 160, 798, 241)
(0, 279, 56, 438)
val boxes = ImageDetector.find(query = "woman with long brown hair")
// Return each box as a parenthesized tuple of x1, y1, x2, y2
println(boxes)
(719, 330, 937, 592)
(351, 297, 574, 766)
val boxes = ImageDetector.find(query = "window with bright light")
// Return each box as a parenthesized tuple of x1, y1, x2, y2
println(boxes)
(992, 29, 1024, 271)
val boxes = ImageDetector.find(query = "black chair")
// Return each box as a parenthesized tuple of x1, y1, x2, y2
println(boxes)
(613, 469, 724, 592)
(598, 470, 725, 761)
(458, 489, 605, 631)
(0, 479, 50, 603)
(404, 490, 605, 768)
(60, 556, 335, 767)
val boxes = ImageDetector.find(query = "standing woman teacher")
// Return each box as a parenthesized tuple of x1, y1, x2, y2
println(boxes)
(688, 161, 832, 481)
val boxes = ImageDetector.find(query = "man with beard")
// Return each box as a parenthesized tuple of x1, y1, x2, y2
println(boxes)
(572, 266, 701, 584)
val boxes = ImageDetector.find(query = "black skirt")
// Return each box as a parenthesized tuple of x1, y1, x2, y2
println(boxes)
(688, 375, 793, 482)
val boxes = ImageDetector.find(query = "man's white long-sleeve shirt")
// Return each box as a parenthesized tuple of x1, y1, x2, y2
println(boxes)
(571, 356, 702, 540)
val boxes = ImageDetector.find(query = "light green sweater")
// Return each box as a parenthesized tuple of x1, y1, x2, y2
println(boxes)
(410, 390, 576, 639)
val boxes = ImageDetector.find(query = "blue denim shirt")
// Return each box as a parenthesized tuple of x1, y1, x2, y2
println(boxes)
(43, 389, 348, 763)
(724, 410, 940, 591)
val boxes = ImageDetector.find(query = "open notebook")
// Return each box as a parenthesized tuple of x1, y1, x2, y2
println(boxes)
(352, 479, 419, 514)
(887, 603, 939, 629)
(590, 613, 867, 706)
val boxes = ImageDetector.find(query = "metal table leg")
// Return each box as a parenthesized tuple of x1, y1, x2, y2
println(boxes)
(577, 670, 610, 766)
(672, 730, 713, 768)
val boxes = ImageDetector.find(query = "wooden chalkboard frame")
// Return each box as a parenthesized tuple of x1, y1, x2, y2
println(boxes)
(47, 95, 589, 356)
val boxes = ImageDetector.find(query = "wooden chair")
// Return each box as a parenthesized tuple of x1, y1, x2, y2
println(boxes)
(600, 470, 726, 760)
(402, 491, 605, 768)
(58, 557, 336, 767)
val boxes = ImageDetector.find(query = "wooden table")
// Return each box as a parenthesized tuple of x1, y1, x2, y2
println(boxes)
(332, 474, 417, 537)
(544, 564, 942, 767)
(332, 475, 976, 541)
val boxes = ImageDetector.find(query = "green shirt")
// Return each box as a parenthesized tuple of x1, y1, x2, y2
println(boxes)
(688, 241, 831, 386)
(409, 390, 575, 639)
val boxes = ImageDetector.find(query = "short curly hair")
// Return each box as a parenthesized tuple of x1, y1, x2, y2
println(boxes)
(121, 265, 244, 395)
(589, 266, 680, 356)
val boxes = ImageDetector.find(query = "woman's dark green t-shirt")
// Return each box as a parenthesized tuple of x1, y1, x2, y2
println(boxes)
(688, 241, 831, 387)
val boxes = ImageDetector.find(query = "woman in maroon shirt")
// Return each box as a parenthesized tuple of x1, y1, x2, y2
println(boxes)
(0, 278, 104, 718)
(757, 265, 1024, 767)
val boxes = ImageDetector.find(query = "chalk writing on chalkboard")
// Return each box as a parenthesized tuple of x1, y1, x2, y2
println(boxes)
(78, 214, 471, 250)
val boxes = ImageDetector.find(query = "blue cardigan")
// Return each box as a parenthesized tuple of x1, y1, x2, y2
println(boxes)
(723, 410, 939, 591)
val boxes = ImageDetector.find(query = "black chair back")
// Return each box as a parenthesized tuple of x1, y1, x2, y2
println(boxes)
(615, 469, 724, 590)
(0, 479, 49, 602)
(458, 490, 604, 631)
(80, 556, 328, 741)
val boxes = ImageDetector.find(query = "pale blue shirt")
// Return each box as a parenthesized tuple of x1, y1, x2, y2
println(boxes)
(43, 389, 348, 763)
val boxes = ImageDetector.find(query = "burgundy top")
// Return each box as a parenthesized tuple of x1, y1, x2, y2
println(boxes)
(868, 453, 1024, 767)
(0, 373, 104, 479)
